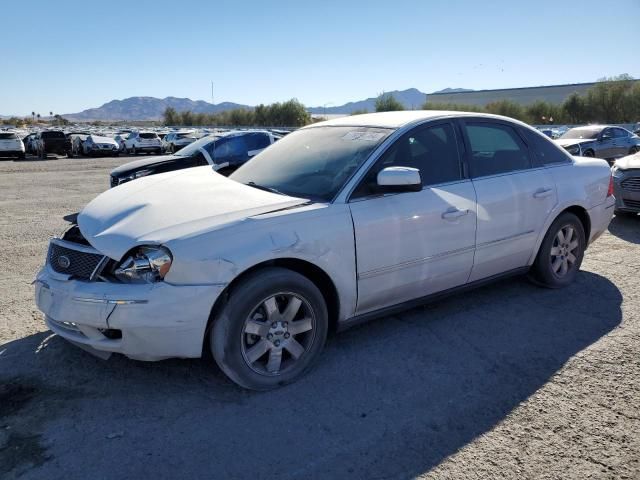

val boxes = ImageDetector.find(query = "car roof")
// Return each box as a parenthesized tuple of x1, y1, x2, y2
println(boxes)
(568, 125, 608, 130)
(304, 110, 527, 129)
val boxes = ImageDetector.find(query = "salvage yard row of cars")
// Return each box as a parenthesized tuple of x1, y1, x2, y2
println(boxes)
(34, 111, 627, 390)
(0, 127, 289, 160)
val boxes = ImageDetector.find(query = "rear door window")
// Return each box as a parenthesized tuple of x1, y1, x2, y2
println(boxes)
(245, 133, 271, 151)
(464, 122, 531, 177)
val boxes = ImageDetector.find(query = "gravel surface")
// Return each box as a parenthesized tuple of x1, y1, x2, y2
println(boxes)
(1, 156, 638, 480)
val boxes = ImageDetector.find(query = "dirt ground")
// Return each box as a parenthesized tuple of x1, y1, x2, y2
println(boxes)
(0, 155, 638, 479)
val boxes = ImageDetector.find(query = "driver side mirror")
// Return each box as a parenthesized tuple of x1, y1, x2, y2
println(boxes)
(376, 166, 422, 192)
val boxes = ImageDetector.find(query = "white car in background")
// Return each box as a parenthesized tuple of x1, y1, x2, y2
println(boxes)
(80, 135, 120, 157)
(163, 131, 199, 153)
(123, 131, 163, 155)
(0, 131, 25, 159)
(35, 111, 614, 390)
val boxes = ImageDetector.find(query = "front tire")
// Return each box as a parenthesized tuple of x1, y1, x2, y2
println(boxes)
(210, 268, 328, 390)
(529, 212, 586, 288)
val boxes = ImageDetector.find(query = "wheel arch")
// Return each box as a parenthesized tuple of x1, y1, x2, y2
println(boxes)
(203, 258, 341, 352)
(562, 205, 591, 242)
(530, 204, 592, 266)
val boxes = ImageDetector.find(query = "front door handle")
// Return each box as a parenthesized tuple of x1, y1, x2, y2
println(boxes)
(533, 188, 553, 199)
(442, 208, 469, 220)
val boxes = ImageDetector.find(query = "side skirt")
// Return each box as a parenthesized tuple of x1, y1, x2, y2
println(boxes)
(337, 267, 530, 332)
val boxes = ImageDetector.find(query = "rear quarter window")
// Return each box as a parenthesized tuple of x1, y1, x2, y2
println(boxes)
(522, 129, 571, 166)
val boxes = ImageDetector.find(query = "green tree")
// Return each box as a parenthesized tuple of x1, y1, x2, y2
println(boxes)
(484, 100, 525, 121)
(350, 109, 369, 115)
(375, 92, 405, 112)
(163, 107, 178, 125)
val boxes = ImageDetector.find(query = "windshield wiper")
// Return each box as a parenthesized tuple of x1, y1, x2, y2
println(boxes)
(246, 182, 286, 196)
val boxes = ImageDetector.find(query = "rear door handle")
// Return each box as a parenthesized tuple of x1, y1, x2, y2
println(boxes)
(533, 188, 553, 199)
(442, 208, 469, 220)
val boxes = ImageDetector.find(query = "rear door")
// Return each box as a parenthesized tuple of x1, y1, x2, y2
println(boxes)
(460, 119, 558, 282)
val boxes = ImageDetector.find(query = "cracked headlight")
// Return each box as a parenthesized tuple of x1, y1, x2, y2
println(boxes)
(114, 246, 172, 283)
(565, 144, 581, 156)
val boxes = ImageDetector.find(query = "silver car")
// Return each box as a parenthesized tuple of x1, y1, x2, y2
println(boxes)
(554, 125, 640, 164)
(34, 111, 615, 390)
(612, 151, 640, 214)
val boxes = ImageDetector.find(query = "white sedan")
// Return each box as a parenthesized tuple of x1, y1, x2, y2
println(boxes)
(35, 111, 614, 390)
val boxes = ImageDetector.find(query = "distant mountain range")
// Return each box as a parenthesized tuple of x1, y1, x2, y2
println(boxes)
(308, 88, 473, 114)
(38, 87, 473, 121)
(63, 97, 251, 122)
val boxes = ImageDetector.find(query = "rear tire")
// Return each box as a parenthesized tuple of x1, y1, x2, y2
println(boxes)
(529, 212, 586, 288)
(210, 267, 328, 390)
(582, 150, 595, 157)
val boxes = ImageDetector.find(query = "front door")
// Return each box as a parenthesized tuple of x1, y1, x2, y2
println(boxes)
(349, 121, 477, 315)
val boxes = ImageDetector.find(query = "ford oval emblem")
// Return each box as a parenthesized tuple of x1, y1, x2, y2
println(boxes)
(57, 255, 71, 269)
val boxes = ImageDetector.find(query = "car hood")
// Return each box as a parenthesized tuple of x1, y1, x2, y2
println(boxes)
(110, 155, 183, 176)
(614, 152, 640, 170)
(78, 166, 308, 260)
(554, 138, 594, 147)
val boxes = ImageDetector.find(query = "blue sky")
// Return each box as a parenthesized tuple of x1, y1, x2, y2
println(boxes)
(1, 0, 639, 116)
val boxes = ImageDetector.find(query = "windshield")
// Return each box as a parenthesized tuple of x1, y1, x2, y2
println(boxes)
(42, 131, 65, 139)
(230, 126, 392, 202)
(174, 135, 220, 157)
(560, 128, 601, 140)
(140, 132, 158, 139)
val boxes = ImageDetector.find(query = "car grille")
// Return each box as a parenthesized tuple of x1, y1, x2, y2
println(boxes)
(621, 176, 640, 192)
(48, 240, 106, 280)
(622, 198, 640, 209)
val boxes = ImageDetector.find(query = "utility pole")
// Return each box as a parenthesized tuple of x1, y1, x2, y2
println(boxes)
(211, 81, 214, 106)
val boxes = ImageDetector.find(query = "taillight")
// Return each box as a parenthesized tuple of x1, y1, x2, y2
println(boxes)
(607, 174, 614, 197)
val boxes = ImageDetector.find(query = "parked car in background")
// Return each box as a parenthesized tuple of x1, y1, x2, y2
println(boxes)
(110, 130, 276, 187)
(80, 135, 120, 157)
(36, 111, 615, 390)
(33, 130, 67, 158)
(22, 133, 38, 155)
(123, 131, 163, 155)
(113, 134, 127, 153)
(612, 151, 640, 215)
(162, 131, 199, 153)
(0, 132, 25, 159)
(554, 125, 640, 164)
(69, 134, 89, 157)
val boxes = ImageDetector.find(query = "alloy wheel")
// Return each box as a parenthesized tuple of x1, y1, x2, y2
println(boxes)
(240, 293, 315, 376)
(550, 225, 580, 277)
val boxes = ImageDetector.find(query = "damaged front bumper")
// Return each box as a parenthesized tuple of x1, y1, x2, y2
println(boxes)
(34, 266, 224, 361)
